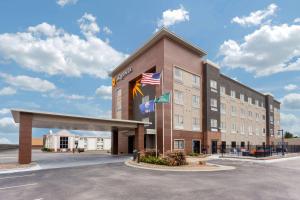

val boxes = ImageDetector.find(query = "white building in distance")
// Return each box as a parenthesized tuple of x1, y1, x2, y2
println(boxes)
(43, 130, 111, 152)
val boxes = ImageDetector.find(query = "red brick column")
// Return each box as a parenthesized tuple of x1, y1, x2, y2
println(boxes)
(18, 113, 33, 164)
(135, 124, 144, 152)
(111, 129, 118, 155)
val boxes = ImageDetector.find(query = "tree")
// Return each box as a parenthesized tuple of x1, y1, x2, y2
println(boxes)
(284, 132, 294, 138)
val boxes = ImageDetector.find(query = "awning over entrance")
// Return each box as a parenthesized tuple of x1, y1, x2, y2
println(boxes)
(11, 109, 150, 131)
(11, 109, 151, 164)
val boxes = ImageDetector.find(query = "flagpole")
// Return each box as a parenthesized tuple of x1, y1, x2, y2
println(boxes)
(155, 97, 158, 158)
(162, 69, 165, 157)
(170, 91, 173, 152)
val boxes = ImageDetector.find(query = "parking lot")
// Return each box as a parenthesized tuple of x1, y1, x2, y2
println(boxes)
(0, 150, 300, 200)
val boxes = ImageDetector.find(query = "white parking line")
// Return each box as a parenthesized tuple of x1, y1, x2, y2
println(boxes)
(0, 173, 35, 180)
(0, 183, 37, 190)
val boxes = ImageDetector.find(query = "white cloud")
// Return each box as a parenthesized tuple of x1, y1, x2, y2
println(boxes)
(281, 93, 300, 110)
(57, 0, 78, 7)
(0, 117, 18, 133)
(103, 26, 112, 35)
(231, 4, 278, 27)
(157, 5, 189, 30)
(95, 85, 112, 100)
(0, 73, 56, 92)
(294, 18, 300, 23)
(0, 137, 12, 144)
(284, 84, 298, 91)
(281, 113, 300, 135)
(0, 87, 16, 96)
(0, 108, 10, 115)
(78, 13, 100, 37)
(219, 24, 300, 77)
(0, 13, 127, 79)
(45, 90, 92, 101)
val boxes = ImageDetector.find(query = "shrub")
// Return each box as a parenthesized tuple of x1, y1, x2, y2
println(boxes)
(144, 150, 159, 157)
(188, 152, 199, 157)
(41, 147, 50, 152)
(140, 155, 168, 165)
(165, 151, 187, 166)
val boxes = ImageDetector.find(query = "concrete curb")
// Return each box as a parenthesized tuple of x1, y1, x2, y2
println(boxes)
(0, 164, 41, 175)
(124, 160, 235, 172)
(218, 155, 300, 163)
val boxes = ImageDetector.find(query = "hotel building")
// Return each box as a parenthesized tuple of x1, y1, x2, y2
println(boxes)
(110, 28, 280, 154)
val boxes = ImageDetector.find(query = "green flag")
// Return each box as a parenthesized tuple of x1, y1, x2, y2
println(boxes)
(154, 92, 170, 103)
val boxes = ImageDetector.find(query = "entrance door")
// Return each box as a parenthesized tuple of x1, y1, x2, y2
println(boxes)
(211, 140, 218, 154)
(128, 135, 135, 154)
(192, 140, 200, 154)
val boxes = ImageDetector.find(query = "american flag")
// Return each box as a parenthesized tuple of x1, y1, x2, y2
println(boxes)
(141, 72, 161, 85)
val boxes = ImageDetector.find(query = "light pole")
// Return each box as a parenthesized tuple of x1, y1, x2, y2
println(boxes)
(278, 129, 284, 156)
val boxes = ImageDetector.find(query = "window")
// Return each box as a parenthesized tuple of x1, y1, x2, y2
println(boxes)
(142, 95, 149, 103)
(230, 90, 236, 98)
(231, 122, 237, 133)
(270, 116, 274, 124)
(255, 127, 259, 135)
(256, 113, 260, 121)
(255, 100, 259, 106)
(221, 121, 226, 132)
(220, 86, 226, 96)
(210, 98, 218, 111)
(174, 67, 183, 81)
(192, 117, 200, 131)
(192, 74, 200, 87)
(262, 128, 266, 135)
(241, 108, 246, 117)
(248, 97, 252, 105)
(60, 137, 68, 149)
(240, 94, 244, 102)
(241, 122, 245, 134)
(221, 103, 226, 114)
(210, 119, 218, 128)
(270, 128, 274, 136)
(248, 126, 253, 135)
(174, 140, 184, 150)
(262, 115, 266, 120)
(210, 80, 217, 89)
(270, 104, 273, 111)
(261, 102, 264, 108)
(174, 90, 184, 105)
(231, 106, 237, 116)
(248, 111, 252, 118)
(192, 95, 200, 107)
(174, 114, 184, 129)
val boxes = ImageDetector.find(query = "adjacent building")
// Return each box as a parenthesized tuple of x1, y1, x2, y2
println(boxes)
(110, 28, 281, 154)
(43, 130, 111, 152)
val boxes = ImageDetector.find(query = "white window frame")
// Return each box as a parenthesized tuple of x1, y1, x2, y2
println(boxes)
(221, 103, 226, 114)
(174, 114, 184, 129)
(192, 74, 200, 87)
(192, 117, 200, 131)
(220, 86, 226, 96)
(174, 90, 184, 105)
(230, 90, 236, 98)
(174, 139, 185, 150)
(210, 80, 217, 93)
(174, 67, 183, 81)
(192, 95, 200, 108)
(210, 98, 218, 111)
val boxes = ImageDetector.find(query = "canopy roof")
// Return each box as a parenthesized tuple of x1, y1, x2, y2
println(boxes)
(11, 109, 151, 132)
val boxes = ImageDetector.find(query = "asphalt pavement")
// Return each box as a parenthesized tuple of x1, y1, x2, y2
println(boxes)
(0, 154, 300, 200)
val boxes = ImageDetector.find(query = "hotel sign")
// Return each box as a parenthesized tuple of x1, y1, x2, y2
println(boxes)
(112, 67, 133, 87)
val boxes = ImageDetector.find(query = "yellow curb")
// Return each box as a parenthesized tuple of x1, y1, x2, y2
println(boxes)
(125, 160, 235, 172)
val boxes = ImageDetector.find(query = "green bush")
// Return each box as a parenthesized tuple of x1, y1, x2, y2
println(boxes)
(140, 156, 168, 165)
(165, 151, 187, 166)
(188, 152, 199, 157)
(41, 147, 51, 152)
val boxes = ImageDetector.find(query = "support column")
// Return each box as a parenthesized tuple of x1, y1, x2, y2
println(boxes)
(135, 124, 144, 152)
(18, 113, 33, 164)
(111, 128, 118, 155)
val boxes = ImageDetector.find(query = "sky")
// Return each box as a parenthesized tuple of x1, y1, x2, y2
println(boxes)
(0, 0, 300, 144)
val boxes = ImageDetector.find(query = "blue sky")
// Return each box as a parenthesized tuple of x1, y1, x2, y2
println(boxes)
(0, 0, 300, 144)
